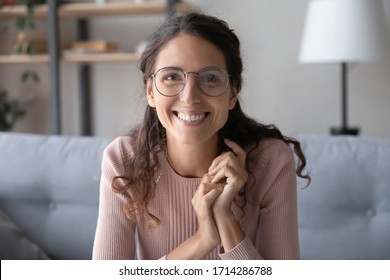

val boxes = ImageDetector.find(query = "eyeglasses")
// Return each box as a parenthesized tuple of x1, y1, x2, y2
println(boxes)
(151, 66, 230, 97)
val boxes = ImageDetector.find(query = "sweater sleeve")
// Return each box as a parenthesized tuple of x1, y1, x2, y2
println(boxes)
(219, 139, 300, 260)
(92, 137, 136, 260)
(219, 236, 264, 260)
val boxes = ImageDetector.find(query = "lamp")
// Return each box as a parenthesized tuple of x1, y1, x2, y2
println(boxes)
(299, 0, 389, 135)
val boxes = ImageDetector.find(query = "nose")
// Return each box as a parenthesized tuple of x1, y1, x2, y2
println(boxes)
(179, 73, 201, 104)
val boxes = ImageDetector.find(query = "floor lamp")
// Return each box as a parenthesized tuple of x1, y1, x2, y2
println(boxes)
(299, 0, 389, 135)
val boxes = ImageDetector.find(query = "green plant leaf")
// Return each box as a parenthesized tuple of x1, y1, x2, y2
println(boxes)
(32, 72, 39, 82)
(16, 17, 28, 29)
(0, 87, 28, 131)
(21, 70, 40, 83)
(21, 71, 30, 82)
(27, 43, 35, 54)
(5, 113, 15, 126)
(27, 18, 35, 29)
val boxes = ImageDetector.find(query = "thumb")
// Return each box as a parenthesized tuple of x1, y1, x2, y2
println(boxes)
(202, 173, 213, 184)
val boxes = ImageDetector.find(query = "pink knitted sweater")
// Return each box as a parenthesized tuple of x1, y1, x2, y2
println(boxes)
(92, 136, 300, 260)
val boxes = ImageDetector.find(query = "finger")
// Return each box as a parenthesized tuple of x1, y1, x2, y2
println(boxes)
(224, 139, 246, 165)
(202, 187, 223, 207)
(192, 183, 223, 209)
(208, 152, 235, 175)
(202, 173, 213, 184)
(208, 140, 245, 174)
(195, 181, 224, 197)
(209, 158, 242, 181)
(211, 166, 233, 184)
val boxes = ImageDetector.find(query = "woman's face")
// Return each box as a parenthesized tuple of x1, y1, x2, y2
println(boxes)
(146, 34, 237, 148)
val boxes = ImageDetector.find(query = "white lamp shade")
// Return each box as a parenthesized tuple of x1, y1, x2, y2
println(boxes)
(299, 0, 390, 63)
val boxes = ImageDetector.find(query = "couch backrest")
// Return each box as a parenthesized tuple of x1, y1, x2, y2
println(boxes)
(0, 133, 111, 260)
(297, 135, 390, 260)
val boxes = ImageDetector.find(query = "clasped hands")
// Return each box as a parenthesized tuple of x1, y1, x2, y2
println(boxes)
(191, 139, 248, 250)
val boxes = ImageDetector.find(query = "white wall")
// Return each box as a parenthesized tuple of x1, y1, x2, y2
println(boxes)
(1, 0, 390, 138)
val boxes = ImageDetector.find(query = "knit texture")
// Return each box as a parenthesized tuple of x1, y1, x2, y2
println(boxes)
(92, 136, 300, 260)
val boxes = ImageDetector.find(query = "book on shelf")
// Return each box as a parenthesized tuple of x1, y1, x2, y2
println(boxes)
(71, 40, 118, 53)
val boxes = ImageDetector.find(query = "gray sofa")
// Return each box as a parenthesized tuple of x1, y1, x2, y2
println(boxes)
(0, 132, 389, 260)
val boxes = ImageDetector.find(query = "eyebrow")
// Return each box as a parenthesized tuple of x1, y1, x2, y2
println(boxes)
(155, 66, 228, 72)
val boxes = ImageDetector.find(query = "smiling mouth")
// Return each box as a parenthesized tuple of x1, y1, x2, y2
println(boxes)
(175, 112, 208, 123)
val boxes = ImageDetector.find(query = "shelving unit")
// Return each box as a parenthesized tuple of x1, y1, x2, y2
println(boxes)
(0, 1, 194, 18)
(0, 0, 195, 134)
(0, 1, 194, 64)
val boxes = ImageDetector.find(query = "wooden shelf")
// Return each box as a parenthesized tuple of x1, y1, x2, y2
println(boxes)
(0, 54, 49, 64)
(0, 4, 48, 19)
(0, 52, 140, 64)
(0, 1, 195, 19)
(62, 52, 140, 63)
(59, 1, 194, 18)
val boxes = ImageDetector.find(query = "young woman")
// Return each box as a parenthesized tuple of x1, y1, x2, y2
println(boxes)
(92, 13, 310, 260)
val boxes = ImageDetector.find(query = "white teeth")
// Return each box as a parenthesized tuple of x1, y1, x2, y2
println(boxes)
(177, 112, 206, 122)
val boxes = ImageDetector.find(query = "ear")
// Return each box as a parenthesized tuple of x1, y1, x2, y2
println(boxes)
(228, 87, 238, 110)
(146, 79, 156, 108)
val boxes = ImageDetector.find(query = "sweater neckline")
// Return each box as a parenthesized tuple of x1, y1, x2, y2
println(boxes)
(158, 151, 203, 186)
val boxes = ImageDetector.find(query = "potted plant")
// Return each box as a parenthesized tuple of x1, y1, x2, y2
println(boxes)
(11, 0, 47, 54)
(0, 71, 38, 131)
(0, 1, 43, 131)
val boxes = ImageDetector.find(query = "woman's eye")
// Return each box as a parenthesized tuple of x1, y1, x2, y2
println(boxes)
(163, 73, 183, 83)
(201, 74, 220, 84)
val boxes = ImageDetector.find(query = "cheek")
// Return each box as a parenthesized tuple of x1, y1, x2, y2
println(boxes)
(221, 110, 230, 126)
(214, 101, 231, 127)
(154, 97, 174, 121)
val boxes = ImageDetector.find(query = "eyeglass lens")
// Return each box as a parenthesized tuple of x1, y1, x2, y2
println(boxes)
(153, 67, 229, 97)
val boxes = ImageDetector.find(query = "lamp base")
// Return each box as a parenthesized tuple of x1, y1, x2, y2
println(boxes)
(330, 127, 359, 136)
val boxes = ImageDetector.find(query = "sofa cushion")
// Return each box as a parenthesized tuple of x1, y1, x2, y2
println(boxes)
(0, 207, 50, 260)
(297, 135, 390, 260)
(0, 132, 111, 260)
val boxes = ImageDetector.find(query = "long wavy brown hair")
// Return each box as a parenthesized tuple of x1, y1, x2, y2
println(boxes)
(112, 13, 311, 228)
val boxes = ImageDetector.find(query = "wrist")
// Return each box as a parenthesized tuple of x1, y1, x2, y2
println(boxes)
(211, 209, 245, 252)
(212, 203, 233, 217)
(167, 231, 218, 260)
(195, 228, 221, 249)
